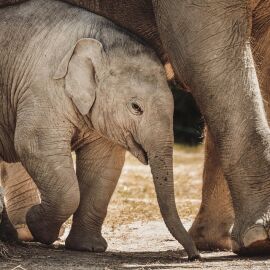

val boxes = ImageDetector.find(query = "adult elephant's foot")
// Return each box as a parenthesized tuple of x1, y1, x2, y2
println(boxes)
(189, 210, 233, 251)
(26, 205, 62, 245)
(231, 215, 270, 256)
(66, 230, 108, 252)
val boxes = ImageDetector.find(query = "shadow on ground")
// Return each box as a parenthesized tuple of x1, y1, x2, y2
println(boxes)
(2, 241, 270, 270)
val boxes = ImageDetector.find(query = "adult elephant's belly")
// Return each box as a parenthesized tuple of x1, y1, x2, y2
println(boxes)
(0, 126, 18, 163)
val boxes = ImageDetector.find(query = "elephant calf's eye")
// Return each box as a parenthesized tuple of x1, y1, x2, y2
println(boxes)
(131, 102, 143, 115)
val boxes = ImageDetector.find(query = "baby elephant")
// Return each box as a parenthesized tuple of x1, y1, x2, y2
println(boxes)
(0, 0, 199, 259)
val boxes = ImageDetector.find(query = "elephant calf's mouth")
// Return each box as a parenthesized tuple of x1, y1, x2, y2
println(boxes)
(125, 134, 148, 165)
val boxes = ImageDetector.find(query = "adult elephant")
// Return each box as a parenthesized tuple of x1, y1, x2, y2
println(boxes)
(1, 0, 270, 255)
(190, 0, 270, 252)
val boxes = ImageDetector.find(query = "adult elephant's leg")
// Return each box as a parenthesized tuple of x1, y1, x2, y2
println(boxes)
(0, 162, 40, 241)
(191, 0, 268, 252)
(189, 130, 234, 251)
(252, 0, 270, 119)
(66, 136, 125, 252)
(153, 1, 270, 254)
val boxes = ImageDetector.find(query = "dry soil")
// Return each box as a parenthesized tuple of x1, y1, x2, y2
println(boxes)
(1, 145, 270, 269)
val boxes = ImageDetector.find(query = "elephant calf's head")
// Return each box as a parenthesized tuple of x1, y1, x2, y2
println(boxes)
(54, 36, 174, 165)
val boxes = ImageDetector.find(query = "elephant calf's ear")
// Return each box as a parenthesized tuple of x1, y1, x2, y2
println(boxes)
(53, 38, 104, 115)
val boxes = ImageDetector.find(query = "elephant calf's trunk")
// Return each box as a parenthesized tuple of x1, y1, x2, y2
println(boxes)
(149, 154, 200, 260)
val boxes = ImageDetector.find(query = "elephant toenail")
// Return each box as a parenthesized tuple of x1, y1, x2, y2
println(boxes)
(243, 225, 268, 248)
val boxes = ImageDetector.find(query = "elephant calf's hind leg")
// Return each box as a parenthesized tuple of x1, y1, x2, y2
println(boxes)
(1, 162, 40, 241)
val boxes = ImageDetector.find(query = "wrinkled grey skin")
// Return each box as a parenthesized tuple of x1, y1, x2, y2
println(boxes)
(0, 0, 199, 259)
(1, 0, 270, 256)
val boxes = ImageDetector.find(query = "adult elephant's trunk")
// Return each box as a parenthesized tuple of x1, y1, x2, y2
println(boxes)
(147, 141, 199, 259)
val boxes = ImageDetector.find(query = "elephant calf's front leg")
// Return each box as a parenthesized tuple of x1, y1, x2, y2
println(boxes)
(66, 137, 125, 252)
(15, 121, 80, 245)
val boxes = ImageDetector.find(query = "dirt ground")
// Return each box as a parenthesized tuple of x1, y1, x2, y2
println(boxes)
(1, 145, 270, 270)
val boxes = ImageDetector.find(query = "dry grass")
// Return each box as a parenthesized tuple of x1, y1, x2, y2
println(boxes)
(105, 144, 204, 229)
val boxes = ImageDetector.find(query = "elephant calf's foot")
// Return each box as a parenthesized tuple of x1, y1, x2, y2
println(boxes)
(15, 224, 65, 242)
(232, 219, 270, 256)
(66, 232, 108, 252)
(26, 205, 62, 245)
